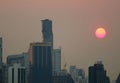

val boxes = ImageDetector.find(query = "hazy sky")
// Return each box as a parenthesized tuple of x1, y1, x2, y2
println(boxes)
(0, 0, 120, 80)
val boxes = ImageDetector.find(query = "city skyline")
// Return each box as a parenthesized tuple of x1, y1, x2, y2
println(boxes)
(0, 0, 120, 81)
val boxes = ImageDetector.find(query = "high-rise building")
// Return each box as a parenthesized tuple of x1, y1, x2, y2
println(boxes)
(2, 63, 7, 83)
(7, 52, 29, 83)
(77, 69, 85, 79)
(69, 65, 77, 81)
(0, 37, 2, 83)
(7, 52, 29, 67)
(89, 61, 110, 83)
(8, 64, 26, 83)
(0, 37, 2, 68)
(53, 48, 61, 76)
(116, 74, 120, 83)
(41, 19, 62, 76)
(0, 68, 2, 83)
(69, 65, 86, 83)
(29, 42, 52, 83)
(42, 19, 53, 44)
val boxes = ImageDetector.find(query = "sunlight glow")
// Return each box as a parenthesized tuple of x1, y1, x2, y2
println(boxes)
(95, 27, 106, 38)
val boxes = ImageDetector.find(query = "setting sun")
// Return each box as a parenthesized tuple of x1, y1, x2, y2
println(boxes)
(95, 27, 106, 39)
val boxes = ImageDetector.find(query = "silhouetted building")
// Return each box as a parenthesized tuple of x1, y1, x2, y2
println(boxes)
(77, 69, 85, 79)
(0, 37, 2, 83)
(2, 63, 8, 83)
(59, 69, 68, 76)
(0, 68, 2, 83)
(76, 69, 86, 83)
(69, 65, 86, 83)
(8, 64, 26, 83)
(0, 37, 2, 68)
(116, 74, 120, 83)
(89, 61, 110, 83)
(30, 42, 52, 83)
(53, 48, 61, 76)
(7, 52, 29, 67)
(53, 74, 74, 83)
(42, 19, 53, 44)
(70, 65, 76, 80)
(7, 52, 29, 83)
(42, 19, 62, 76)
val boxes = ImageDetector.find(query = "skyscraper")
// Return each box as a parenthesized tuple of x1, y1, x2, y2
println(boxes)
(0, 37, 2, 68)
(41, 19, 62, 76)
(42, 19, 53, 44)
(0, 37, 2, 83)
(53, 48, 61, 76)
(30, 42, 52, 83)
(7, 52, 29, 83)
(69, 65, 76, 80)
(8, 64, 26, 83)
(89, 61, 110, 83)
(116, 74, 120, 83)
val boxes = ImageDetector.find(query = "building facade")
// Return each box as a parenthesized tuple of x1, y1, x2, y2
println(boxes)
(42, 19, 53, 44)
(53, 48, 61, 76)
(53, 74, 74, 83)
(7, 52, 29, 67)
(0, 37, 2, 68)
(2, 63, 8, 83)
(30, 42, 52, 83)
(69, 65, 77, 81)
(0, 37, 2, 83)
(89, 61, 110, 83)
(116, 74, 120, 83)
(69, 65, 86, 83)
(7, 52, 29, 83)
(8, 64, 26, 83)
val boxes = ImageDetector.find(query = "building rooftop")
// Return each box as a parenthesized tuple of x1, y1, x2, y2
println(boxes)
(30, 42, 52, 46)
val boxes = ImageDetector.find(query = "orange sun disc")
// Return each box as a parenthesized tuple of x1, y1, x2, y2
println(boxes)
(95, 27, 106, 38)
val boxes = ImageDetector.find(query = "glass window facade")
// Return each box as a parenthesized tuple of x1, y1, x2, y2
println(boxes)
(31, 44, 52, 83)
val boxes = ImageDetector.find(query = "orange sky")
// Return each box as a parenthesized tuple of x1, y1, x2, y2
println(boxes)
(0, 0, 120, 81)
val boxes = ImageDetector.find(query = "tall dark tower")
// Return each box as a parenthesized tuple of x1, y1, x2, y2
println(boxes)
(0, 37, 2, 83)
(42, 19, 53, 45)
(116, 74, 120, 83)
(0, 37, 2, 68)
(30, 42, 52, 83)
(41, 19, 55, 76)
(89, 61, 110, 83)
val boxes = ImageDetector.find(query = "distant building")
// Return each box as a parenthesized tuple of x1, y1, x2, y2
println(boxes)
(69, 65, 77, 81)
(2, 63, 8, 83)
(0, 37, 2, 68)
(53, 48, 61, 76)
(42, 19, 62, 77)
(0, 68, 2, 83)
(53, 74, 75, 83)
(0, 37, 2, 83)
(29, 42, 52, 83)
(116, 74, 120, 83)
(42, 19, 53, 44)
(7, 52, 29, 83)
(89, 61, 110, 83)
(8, 64, 26, 83)
(59, 69, 68, 76)
(76, 69, 86, 83)
(77, 69, 85, 79)
(7, 52, 29, 67)
(69, 65, 86, 83)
